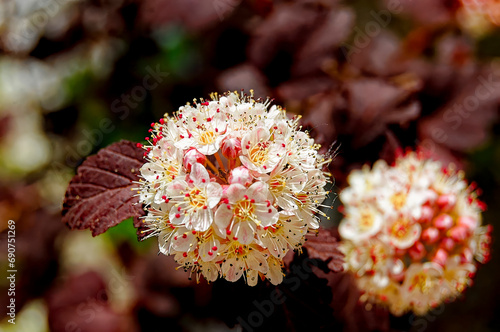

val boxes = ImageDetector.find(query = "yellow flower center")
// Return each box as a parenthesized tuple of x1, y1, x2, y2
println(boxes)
(359, 211, 375, 231)
(390, 219, 411, 239)
(270, 175, 286, 194)
(391, 192, 407, 210)
(188, 188, 206, 209)
(199, 131, 216, 145)
(249, 141, 270, 166)
(234, 200, 255, 220)
(411, 273, 431, 293)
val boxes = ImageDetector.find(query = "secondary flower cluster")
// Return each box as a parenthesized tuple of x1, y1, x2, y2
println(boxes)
(458, 0, 500, 35)
(338, 151, 492, 316)
(137, 91, 330, 285)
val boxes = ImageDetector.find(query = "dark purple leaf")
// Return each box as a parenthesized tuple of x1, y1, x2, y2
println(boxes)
(304, 227, 344, 272)
(62, 140, 146, 237)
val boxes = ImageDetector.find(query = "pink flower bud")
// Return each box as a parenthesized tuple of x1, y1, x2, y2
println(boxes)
(422, 227, 440, 243)
(460, 248, 473, 264)
(183, 148, 206, 171)
(418, 205, 434, 224)
(440, 237, 455, 251)
(228, 166, 253, 186)
(448, 225, 469, 242)
(457, 216, 478, 231)
(433, 213, 453, 230)
(221, 137, 241, 160)
(432, 248, 448, 266)
(436, 194, 456, 211)
(408, 242, 426, 261)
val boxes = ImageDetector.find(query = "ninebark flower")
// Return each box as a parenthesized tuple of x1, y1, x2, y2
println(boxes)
(339, 151, 492, 315)
(137, 91, 332, 285)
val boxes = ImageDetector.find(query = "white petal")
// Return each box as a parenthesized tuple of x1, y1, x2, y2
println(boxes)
(190, 163, 210, 188)
(234, 221, 254, 244)
(246, 181, 268, 202)
(214, 204, 234, 233)
(226, 183, 247, 203)
(246, 269, 259, 286)
(254, 205, 279, 227)
(206, 182, 223, 208)
(246, 250, 269, 273)
(193, 209, 213, 232)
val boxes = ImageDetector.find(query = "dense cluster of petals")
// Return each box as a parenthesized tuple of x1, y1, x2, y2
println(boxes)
(137, 91, 331, 285)
(339, 151, 492, 315)
(458, 0, 500, 35)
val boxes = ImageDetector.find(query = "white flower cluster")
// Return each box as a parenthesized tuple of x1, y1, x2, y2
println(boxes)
(339, 152, 492, 315)
(137, 91, 331, 285)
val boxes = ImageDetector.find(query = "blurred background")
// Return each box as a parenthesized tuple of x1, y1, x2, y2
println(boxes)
(0, 0, 499, 331)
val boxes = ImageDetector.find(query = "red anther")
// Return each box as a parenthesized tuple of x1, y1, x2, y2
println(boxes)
(177, 206, 181, 211)
(244, 195, 249, 200)
(183, 252, 187, 257)
(192, 117, 197, 122)
(148, 129, 153, 133)
(282, 143, 286, 147)
(212, 246, 218, 251)
(178, 114, 183, 119)
(174, 236, 178, 240)
(226, 229, 231, 235)
(182, 233, 187, 238)
(233, 237, 238, 241)
(263, 226, 268, 230)
(192, 230, 197, 234)
(151, 122, 155, 127)
(215, 128, 219, 132)
(217, 109, 220, 113)
(263, 166, 267, 169)
(207, 117, 212, 122)
(266, 200, 271, 207)
(250, 199, 255, 203)
(203, 205, 208, 209)
(180, 135, 184, 138)
(136, 143, 143, 148)
(175, 213, 181, 218)
(145, 137, 150, 140)
(227, 205, 231, 209)
(268, 209, 272, 213)
(245, 145, 250, 149)
(164, 198, 169, 203)
(208, 251, 213, 256)
(185, 193, 190, 197)
(201, 102, 209, 106)
(159, 118, 165, 124)
(202, 179, 206, 183)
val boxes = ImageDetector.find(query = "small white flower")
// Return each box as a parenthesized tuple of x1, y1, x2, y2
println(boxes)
(168, 163, 222, 232)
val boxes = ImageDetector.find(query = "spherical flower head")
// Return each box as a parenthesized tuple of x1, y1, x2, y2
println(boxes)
(137, 91, 332, 286)
(338, 151, 492, 315)
(458, 0, 500, 36)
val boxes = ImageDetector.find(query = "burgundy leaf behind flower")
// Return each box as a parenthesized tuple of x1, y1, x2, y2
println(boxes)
(304, 227, 344, 272)
(62, 140, 146, 237)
